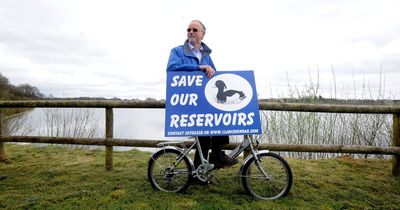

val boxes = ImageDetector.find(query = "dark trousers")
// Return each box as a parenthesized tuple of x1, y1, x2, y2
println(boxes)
(193, 136, 229, 167)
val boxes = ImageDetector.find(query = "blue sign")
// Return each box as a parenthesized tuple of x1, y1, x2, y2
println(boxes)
(165, 70, 261, 137)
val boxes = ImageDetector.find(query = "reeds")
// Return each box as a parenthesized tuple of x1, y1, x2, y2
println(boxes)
(256, 68, 394, 159)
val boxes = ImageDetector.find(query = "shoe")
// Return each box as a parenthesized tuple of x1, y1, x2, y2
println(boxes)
(190, 177, 212, 185)
(209, 151, 238, 168)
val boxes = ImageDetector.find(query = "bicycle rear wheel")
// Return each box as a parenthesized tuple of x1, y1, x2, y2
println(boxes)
(241, 152, 292, 200)
(148, 148, 192, 193)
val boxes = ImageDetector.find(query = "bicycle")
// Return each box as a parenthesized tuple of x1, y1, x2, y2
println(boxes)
(147, 134, 292, 200)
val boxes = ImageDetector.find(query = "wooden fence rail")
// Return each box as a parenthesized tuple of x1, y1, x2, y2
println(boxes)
(0, 100, 400, 176)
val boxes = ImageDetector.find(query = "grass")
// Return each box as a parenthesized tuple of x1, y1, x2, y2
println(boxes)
(1, 144, 399, 210)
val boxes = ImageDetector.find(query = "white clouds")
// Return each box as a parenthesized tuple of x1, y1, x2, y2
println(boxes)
(1, 0, 400, 99)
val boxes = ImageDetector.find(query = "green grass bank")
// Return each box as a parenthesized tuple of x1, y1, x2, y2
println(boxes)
(1, 144, 399, 209)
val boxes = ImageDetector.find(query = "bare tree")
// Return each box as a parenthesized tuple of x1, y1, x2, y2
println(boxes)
(39, 108, 101, 138)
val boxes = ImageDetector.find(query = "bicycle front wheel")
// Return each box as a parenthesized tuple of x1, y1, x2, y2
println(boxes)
(148, 148, 192, 193)
(241, 152, 292, 200)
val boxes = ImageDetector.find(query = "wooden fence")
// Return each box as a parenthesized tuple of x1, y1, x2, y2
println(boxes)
(0, 100, 399, 176)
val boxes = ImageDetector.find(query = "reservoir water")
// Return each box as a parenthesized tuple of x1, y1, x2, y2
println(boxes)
(6, 108, 190, 151)
(4, 107, 392, 158)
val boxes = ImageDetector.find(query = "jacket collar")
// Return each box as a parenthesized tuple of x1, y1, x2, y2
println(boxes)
(183, 40, 212, 57)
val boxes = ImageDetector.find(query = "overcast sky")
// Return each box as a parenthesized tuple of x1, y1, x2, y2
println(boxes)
(1, 0, 400, 100)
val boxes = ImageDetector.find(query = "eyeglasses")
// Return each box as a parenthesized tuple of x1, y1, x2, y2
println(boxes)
(186, 28, 199, 33)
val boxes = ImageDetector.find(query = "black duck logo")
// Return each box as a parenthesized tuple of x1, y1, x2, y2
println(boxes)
(205, 73, 253, 111)
(214, 80, 246, 104)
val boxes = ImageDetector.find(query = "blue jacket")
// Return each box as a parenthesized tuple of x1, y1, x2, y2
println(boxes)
(166, 40, 216, 71)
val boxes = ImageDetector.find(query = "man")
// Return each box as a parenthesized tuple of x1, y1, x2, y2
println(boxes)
(166, 20, 238, 169)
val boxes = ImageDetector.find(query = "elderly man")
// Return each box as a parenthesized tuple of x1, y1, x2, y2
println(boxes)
(166, 20, 238, 170)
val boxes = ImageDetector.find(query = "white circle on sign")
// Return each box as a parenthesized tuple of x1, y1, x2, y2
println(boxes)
(205, 73, 253, 111)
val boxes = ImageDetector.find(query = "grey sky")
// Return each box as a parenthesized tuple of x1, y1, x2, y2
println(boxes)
(1, 0, 400, 99)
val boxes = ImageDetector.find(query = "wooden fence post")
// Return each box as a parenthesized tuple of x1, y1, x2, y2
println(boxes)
(393, 114, 400, 176)
(0, 110, 6, 162)
(105, 108, 113, 170)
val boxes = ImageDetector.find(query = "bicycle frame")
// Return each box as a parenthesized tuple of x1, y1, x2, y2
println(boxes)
(149, 132, 292, 199)
(157, 135, 265, 171)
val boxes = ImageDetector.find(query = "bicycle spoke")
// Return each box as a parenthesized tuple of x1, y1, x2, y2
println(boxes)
(241, 153, 292, 200)
(148, 149, 191, 193)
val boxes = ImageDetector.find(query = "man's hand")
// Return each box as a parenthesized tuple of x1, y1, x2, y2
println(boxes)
(199, 65, 215, 78)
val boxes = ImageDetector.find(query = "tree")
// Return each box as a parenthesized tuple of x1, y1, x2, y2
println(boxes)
(0, 72, 44, 99)
(0, 73, 10, 85)
(17, 83, 44, 98)
(0, 73, 11, 99)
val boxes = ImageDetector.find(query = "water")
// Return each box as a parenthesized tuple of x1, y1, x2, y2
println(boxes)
(4, 108, 392, 158)
(5, 108, 190, 151)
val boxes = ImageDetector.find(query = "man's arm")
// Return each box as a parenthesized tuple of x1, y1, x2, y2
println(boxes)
(166, 48, 215, 78)
(166, 48, 200, 72)
(199, 65, 215, 78)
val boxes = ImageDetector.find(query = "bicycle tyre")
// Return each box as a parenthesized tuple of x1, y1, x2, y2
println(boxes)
(241, 152, 292, 200)
(147, 148, 192, 193)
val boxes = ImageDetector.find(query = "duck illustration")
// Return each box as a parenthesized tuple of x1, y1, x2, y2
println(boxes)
(214, 80, 246, 104)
